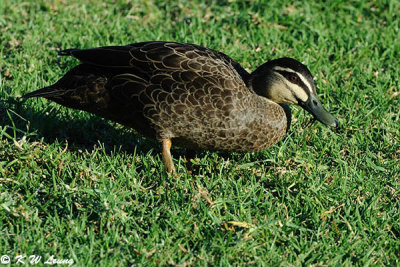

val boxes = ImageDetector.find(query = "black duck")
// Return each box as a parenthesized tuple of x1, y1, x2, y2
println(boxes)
(23, 41, 338, 175)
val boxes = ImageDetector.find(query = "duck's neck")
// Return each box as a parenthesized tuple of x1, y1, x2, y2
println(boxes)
(279, 103, 292, 133)
(247, 67, 292, 132)
(247, 66, 276, 97)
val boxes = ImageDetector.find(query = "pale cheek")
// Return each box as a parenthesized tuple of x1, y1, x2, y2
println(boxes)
(291, 84, 308, 102)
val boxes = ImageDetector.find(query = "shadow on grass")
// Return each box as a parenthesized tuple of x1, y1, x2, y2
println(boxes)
(0, 96, 158, 154)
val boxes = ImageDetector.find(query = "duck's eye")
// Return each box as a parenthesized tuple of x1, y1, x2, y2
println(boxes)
(289, 74, 299, 83)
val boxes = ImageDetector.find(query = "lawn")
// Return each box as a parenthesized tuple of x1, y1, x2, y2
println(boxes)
(1, 0, 399, 265)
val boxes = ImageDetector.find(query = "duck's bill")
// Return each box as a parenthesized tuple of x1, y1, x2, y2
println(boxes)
(300, 95, 338, 127)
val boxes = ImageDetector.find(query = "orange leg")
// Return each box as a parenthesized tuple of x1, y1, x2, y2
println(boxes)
(162, 138, 177, 177)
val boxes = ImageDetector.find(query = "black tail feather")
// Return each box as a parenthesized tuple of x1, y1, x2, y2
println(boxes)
(58, 49, 79, 56)
(22, 87, 63, 99)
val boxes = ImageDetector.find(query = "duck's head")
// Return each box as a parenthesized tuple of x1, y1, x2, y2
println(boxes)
(249, 57, 338, 127)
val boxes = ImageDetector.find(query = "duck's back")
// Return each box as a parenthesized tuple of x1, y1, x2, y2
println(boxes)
(26, 42, 287, 151)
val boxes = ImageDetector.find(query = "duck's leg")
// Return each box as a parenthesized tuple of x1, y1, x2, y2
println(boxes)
(162, 138, 177, 177)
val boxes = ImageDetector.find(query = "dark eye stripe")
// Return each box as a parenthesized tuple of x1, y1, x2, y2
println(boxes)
(276, 70, 310, 96)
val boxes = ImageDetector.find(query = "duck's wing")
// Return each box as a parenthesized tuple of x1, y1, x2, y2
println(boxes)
(25, 42, 250, 106)
(50, 41, 252, 114)
(59, 41, 250, 82)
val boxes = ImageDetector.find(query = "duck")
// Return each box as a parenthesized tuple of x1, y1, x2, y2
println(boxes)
(23, 41, 338, 175)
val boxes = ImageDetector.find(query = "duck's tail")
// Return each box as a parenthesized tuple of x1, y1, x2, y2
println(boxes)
(22, 86, 66, 99)
(58, 49, 80, 57)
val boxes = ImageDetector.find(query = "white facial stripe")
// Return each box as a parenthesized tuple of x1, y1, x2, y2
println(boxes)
(281, 78, 308, 102)
(273, 66, 313, 94)
(290, 84, 308, 102)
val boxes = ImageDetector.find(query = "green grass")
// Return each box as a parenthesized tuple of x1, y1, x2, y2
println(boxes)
(1, 0, 400, 265)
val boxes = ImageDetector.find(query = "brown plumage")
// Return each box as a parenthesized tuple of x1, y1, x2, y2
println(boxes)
(23, 41, 338, 175)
